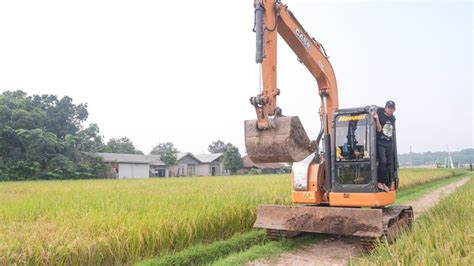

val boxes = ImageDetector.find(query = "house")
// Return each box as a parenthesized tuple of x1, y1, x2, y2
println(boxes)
(195, 153, 227, 176)
(97, 153, 167, 179)
(174, 153, 228, 177)
(174, 153, 201, 177)
(240, 155, 287, 174)
(96, 152, 228, 178)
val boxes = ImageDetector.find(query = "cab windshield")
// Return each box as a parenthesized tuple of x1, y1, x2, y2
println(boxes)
(335, 113, 370, 162)
(334, 113, 371, 185)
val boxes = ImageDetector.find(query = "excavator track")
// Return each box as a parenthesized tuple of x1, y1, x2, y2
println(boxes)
(254, 205, 413, 248)
(360, 206, 413, 250)
(265, 229, 302, 240)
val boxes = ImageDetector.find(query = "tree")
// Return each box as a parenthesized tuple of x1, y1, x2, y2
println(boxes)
(76, 123, 107, 153)
(208, 140, 227, 153)
(223, 144, 243, 174)
(106, 137, 143, 154)
(150, 142, 179, 176)
(0, 90, 107, 180)
(150, 142, 179, 156)
(32, 94, 88, 138)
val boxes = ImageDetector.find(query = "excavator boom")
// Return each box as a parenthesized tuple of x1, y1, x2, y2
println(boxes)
(246, 0, 338, 164)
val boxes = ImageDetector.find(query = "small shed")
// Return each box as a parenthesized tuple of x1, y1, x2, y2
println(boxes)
(97, 153, 166, 179)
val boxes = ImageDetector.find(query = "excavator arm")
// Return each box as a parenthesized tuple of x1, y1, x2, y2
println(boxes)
(246, 0, 339, 163)
(251, 0, 338, 128)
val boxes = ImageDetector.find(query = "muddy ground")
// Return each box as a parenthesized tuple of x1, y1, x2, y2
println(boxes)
(246, 177, 470, 266)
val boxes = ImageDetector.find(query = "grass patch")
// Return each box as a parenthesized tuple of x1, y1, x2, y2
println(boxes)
(353, 176, 473, 265)
(138, 230, 267, 266)
(212, 234, 322, 266)
(397, 168, 466, 189)
(395, 173, 468, 203)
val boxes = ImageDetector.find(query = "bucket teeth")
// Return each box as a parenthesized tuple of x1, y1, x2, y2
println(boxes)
(245, 116, 315, 163)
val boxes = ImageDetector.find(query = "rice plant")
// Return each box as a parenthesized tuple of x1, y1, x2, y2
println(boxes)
(353, 176, 473, 265)
(0, 168, 466, 265)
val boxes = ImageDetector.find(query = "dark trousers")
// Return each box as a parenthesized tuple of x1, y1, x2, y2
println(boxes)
(377, 143, 393, 185)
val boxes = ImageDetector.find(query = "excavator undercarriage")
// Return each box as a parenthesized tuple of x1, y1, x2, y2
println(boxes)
(254, 205, 413, 249)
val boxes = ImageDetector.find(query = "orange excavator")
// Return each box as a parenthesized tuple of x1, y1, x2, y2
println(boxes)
(245, 0, 412, 244)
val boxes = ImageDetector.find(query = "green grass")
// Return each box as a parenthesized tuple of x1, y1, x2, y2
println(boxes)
(353, 175, 473, 265)
(138, 230, 322, 266)
(396, 168, 466, 189)
(138, 230, 267, 266)
(212, 234, 322, 266)
(395, 173, 467, 203)
(0, 168, 467, 265)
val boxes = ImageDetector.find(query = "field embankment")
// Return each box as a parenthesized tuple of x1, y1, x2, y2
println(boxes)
(0, 168, 467, 264)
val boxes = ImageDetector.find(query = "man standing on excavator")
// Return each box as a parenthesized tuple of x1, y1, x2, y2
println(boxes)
(373, 101, 396, 192)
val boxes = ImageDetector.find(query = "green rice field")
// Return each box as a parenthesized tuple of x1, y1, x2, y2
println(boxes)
(0, 168, 466, 265)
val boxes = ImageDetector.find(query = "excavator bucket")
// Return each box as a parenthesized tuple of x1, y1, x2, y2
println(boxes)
(244, 116, 315, 163)
(254, 205, 413, 240)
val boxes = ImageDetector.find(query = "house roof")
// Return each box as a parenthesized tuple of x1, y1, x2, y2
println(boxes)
(96, 153, 165, 165)
(243, 155, 285, 169)
(96, 152, 224, 166)
(176, 153, 223, 164)
(194, 153, 223, 163)
(177, 153, 201, 163)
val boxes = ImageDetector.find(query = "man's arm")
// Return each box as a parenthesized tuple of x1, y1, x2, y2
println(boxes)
(372, 112, 382, 132)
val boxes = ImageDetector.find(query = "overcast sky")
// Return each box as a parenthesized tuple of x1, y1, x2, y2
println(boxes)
(0, 0, 472, 155)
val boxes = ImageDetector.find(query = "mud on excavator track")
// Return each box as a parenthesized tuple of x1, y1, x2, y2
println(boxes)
(254, 205, 413, 250)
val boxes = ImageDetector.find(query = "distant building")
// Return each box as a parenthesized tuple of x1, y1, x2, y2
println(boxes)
(194, 153, 227, 176)
(97, 153, 167, 179)
(174, 153, 227, 177)
(239, 155, 287, 174)
(96, 152, 228, 179)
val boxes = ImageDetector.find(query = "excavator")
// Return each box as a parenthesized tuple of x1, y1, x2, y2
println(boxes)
(245, 0, 413, 246)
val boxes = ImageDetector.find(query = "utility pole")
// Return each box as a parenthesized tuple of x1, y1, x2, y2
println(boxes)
(447, 145, 454, 169)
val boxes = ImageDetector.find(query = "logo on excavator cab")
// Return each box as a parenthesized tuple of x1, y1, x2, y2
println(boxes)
(337, 114, 367, 122)
(296, 28, 311, 49)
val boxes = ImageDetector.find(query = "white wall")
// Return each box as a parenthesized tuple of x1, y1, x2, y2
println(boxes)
(196, 164, 210, 176)
(195, 163, 228, 176)
(118, 163, 150, 179)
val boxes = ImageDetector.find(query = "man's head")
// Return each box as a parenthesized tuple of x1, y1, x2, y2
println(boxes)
(384, 100, 396, 116)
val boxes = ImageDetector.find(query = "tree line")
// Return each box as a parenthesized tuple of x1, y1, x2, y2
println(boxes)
(0, 90, 243, 181)
(398, 149, 473, 167)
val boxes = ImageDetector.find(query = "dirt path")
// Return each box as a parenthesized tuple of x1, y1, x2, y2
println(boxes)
(246, 177, 470, 266)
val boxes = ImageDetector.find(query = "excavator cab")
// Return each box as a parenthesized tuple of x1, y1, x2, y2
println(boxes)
(331, 106, 378, 193)
(331, 106, 399, 193)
